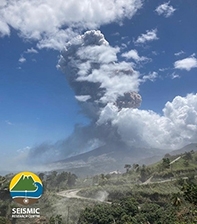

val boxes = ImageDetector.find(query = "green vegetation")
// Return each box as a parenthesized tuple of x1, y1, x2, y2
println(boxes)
(77, 149, 197, 223)
(1, 148, 197, 223)
(144, 150, 197, 181)
(78, 198, 177, 224)
(78, 178, 197, 224)
(40, 171, 78, 191)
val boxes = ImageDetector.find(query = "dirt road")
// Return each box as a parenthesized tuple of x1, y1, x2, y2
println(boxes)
(57, 189, 110, 203)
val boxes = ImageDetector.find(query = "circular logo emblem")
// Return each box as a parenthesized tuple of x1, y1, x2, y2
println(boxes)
(9, 171, 43, 205)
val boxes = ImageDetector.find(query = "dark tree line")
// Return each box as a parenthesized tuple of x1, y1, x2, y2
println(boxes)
(39, 171, 77, 191)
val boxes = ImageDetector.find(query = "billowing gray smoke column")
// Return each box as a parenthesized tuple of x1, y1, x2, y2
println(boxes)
(58, 30, 141, 119)
(115, 92, 141, 110)
(29, 30, 142, 162)
(55, 30, 142, 157)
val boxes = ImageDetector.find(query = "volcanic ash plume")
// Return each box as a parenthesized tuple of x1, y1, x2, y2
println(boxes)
(115, 92, 142, 109)
(24, 30, 142, 164)
(58, 30, 142, 121)
(27, 30, 197, 165)
(54, 30, 142, 157)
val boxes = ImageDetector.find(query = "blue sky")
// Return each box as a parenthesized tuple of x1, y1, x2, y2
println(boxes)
(0, 0, 197, 172)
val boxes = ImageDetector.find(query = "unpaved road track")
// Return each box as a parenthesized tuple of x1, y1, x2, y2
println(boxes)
(170, 156, 181, 164)
(57, 189, 82, 199)
(57, 189, 111, 204)
(57, 189, 100, 202)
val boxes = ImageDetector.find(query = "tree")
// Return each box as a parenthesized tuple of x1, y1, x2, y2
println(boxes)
(182, 182, 197, 205)
(183, 159, 189, 167)
(177, 182, 197, 222)
(162, 158, 170, 169)
(119, 197, 139, 217)
(56, 171, 68, 184)
(124, 164, 131, 173)
(184, 152, 192, 161)
(38, 172, 45, 181)
(133, 164, 139, 172)
(67, 173, 77, 187)
(164, 153, 171, 158)
(52, 171, 57, 177)
(139, 165, 150, 182)
(99, 173, 107, 185)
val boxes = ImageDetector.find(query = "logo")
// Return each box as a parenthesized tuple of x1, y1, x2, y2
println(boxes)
(9, 171, 43, 205)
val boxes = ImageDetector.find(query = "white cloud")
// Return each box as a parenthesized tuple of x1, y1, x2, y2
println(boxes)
(97, 103, 119, 125)
(0, 0, 142, 49)
(0, 20, 10, 37)
(25, 47, 38, 54)
(18, 56, 26, 63)
(155, 1, 176, 18)
(58, 30, 141, 105)
(121, 43, 128, 49)
(77, 62, 140, 104)
(152, 51, 158, 56)
(5, 120, 14, 126)
(159, 67, 169, 72)
(75, 95, 91, 102)
(174, 57, 197, 71)
(0, 0, 6, 7)
(112, 32, 120, 36)
(171, 72, 180, 79)
(17, 146, 31, 154)
(121, 49, 150, 63)
(174, 50, 184, 56)
(98, 93, 197, 149)
(135, 29, 158, 44)
(37, 28, 77, 50)
(141, 71, 158, 82)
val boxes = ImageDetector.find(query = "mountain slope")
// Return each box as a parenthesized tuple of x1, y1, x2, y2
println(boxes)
(170, 143, 197, 156)
(48, 142, 197, 177)
(49, 141, 166, 176)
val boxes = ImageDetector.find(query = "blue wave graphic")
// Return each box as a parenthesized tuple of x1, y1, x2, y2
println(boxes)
(10, 182, 43, 199)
